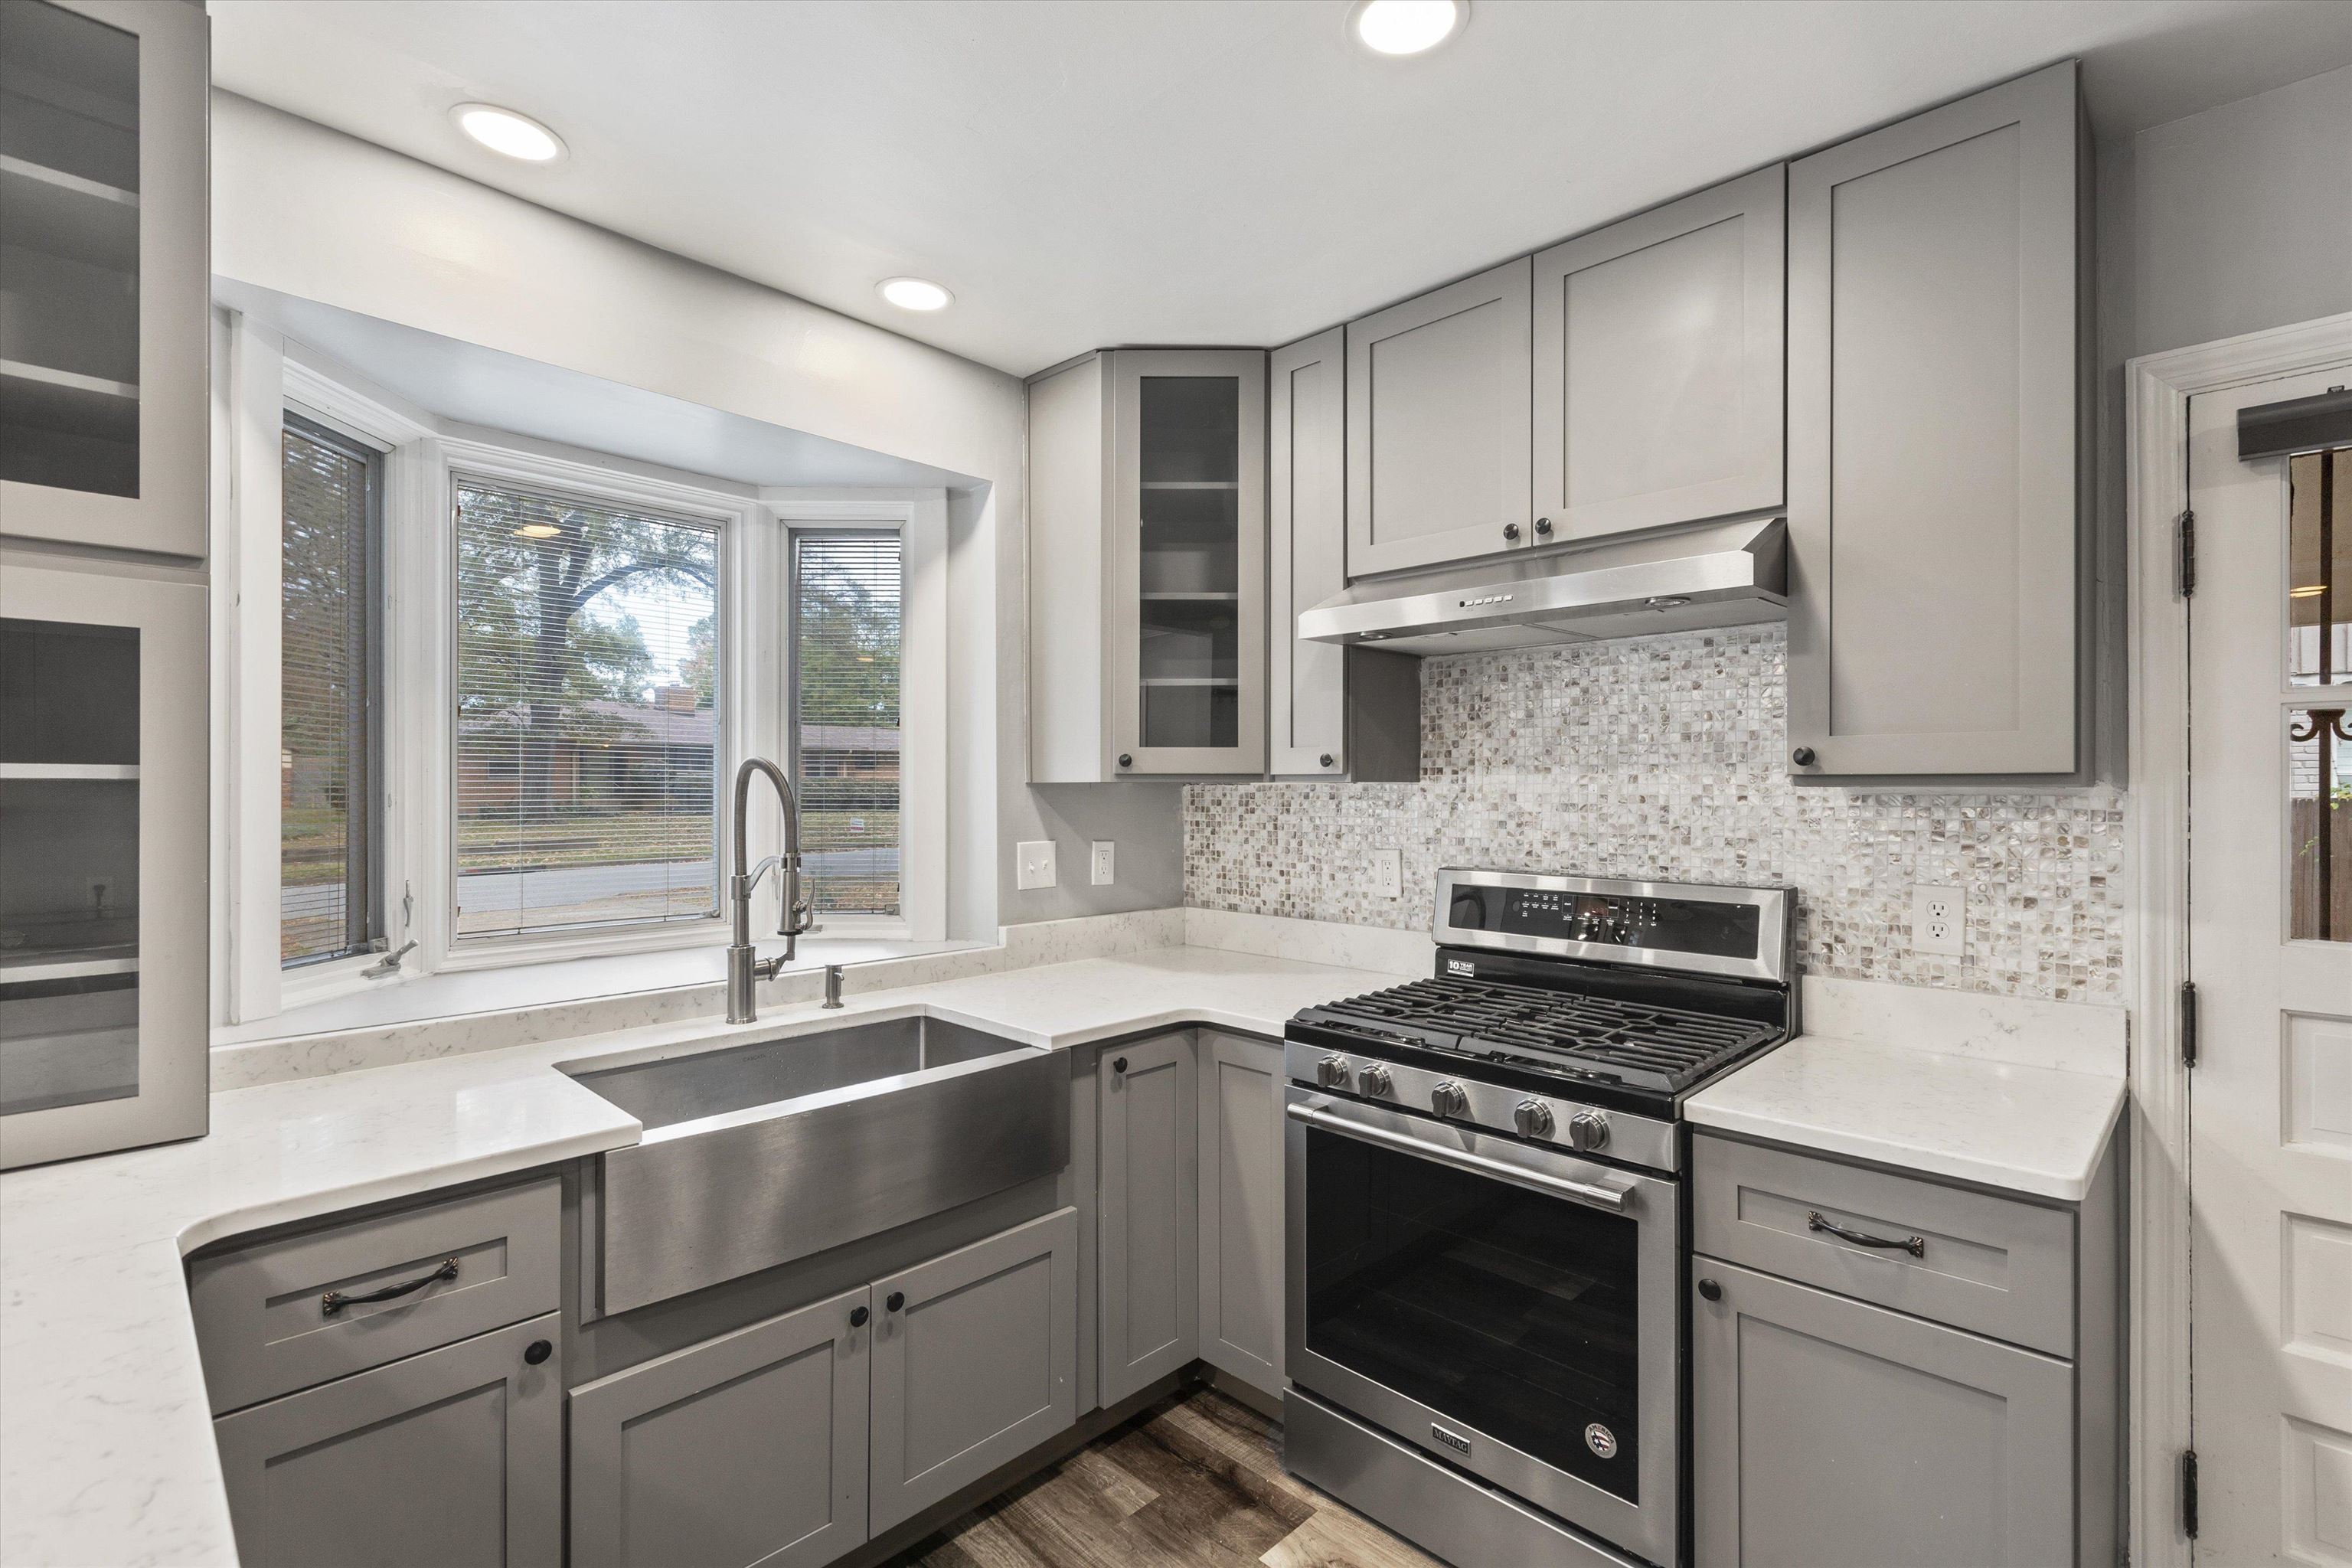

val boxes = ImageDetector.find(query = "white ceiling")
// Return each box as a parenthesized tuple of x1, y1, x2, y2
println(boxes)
(211, 0, 2352, 377)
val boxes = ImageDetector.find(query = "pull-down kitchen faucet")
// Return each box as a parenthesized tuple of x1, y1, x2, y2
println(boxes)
(727, 756, 816, 1024)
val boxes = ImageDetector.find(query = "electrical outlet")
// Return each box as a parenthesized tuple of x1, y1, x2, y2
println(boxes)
(1911, 884, 1965, 957)
(1015, 841, 1057, 891)
(1090, 841, 1115, 886)
(1370, 848, 1403, 900)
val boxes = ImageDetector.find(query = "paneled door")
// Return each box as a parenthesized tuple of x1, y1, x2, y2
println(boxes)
(2185, 369, 2352, 1565)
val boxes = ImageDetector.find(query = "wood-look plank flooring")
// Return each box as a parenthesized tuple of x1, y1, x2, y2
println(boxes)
(885, 1389, 1448, 1568)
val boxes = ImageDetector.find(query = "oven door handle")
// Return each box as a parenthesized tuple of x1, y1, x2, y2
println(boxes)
(1285, 1099, 1632, 1214)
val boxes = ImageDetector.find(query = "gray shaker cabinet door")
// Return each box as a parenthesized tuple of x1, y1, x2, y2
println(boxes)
(1347, 256, 1534, 577)
(568, 1286, 871, 1568)
(1269, 328, 1349, 777)
(868, 1206, 1080, 1534)
(1692, 1259, 2075, 1568)
(1531, 165, 1785, 543)
(1787, 61, 2085, 779)
(1196, 1031, 1284, 1396)
(1097, 1032, 1199, 1405)
(213, 1312, 561, 1568)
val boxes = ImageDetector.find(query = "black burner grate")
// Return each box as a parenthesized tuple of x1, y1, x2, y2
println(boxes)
(1320, 976, 1777, 1094)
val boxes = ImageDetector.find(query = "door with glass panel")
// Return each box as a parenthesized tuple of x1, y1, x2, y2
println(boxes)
(2184, 369, 2352, 1565)
(0, 555, 205, 1168)
(0, 0, 207, 557)
(1108, 350, 1266, 776)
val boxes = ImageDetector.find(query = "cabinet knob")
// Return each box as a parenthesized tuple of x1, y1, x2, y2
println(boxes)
(849, 1305, 870, 1328)
(523, 1339, 554, 1366)
(1534, 517, 1553, 536)
(1117, 753, 1133, 768)
(1501, 521, 1521, 542)
(886, 1291, 906, 1313)
(1791, 746, 1817, 768)
(1112, 1056, 1129, 1075)
(1319, 753, 1334, 768)
(1697, 1279, 1723, 1302)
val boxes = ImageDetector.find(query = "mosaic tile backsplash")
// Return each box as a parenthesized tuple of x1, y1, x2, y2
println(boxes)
(1184, 626, 2125, 1003)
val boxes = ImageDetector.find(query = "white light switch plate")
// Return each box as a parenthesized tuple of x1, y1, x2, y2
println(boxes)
(1370, 848, 1403, 900)
(1016, 841, 1057, 890)
(1089, 841, 1115, 886)
(1912, 884, 1965, 956)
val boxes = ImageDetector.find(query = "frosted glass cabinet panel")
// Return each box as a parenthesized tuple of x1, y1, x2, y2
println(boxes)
(0, 0, 208, 557)
(0, 556, 206, 1168)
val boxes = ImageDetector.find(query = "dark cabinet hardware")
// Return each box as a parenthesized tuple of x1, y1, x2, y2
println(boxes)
(1791, 746, 1817, 766)
(523, 1338, 553, 1366)
(1112, 1057, 1129, 1075)
(1117, 753, 1132, 767)
(1697, 1278, 1723, 1302)
(886, 1291, 906, 1313)
(1807, 1210, 1926, 1257)
(1501, 521, 1521, 541)
(1318, 753, 1334, 768)
(1534, 516, 1553, 536)
(320, 1257, 459, 1316)
(849, 1305, 870, 1328)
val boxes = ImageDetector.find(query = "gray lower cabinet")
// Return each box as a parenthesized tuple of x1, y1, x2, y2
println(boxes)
(869, 1206, 1080, 1534)
(1195, 1031, 1283, 1396)
(213, 1312, 562, 1568)
(1691, 1260, 2073, 1568)
(1346, 256, 1534, 577)
(1096, 1033, 1199, 1405)
(569, 1286, 871, 1568)
(1786, 60, 2088, 781)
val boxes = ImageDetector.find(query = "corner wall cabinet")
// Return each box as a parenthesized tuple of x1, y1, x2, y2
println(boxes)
(1268, 328, 1419, 780)
(0, 0, 207, 557)
(1027, 348, 1266, 779)
(1786, 61, 2089, 781)
(1690, 1130, 2119, 1567)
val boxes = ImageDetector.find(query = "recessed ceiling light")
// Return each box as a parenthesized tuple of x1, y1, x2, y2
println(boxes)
(1349, 0, 1465, 56)
(877, 276, 953, 312)
(452, 103, 567, 162)
(514, 522, 562, 539)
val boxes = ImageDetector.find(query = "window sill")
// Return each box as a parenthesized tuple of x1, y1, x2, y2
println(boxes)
(210, 933, 985, 1047)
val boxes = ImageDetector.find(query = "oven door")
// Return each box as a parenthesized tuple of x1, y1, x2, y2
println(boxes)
(1285, 1087, 1681, 1566)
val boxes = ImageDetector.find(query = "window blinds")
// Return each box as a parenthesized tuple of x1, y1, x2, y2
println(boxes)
(791, 533, 902, 916)
(452, 480, 722, 939)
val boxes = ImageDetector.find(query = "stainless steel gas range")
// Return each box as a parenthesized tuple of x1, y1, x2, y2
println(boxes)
(1281, 867, 1798, 1568)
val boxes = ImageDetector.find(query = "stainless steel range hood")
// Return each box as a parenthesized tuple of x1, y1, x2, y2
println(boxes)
(1297, 515, 1788, 656)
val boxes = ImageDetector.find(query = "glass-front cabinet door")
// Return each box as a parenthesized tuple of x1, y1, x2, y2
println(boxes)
(0, 0, 208, 558)
(1109, 349, 1266, 775)
(0, 556, 206, 1168)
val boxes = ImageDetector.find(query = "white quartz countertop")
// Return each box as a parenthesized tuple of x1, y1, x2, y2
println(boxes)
(0, 944, 1409, 1568)
(1684, 1031, 2128, 1201)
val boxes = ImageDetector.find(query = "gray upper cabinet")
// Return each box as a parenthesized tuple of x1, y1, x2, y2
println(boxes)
(1097, 1032, 1199, 1405)
(214, 1312, 563, 1568)
(1346, 257, 1534, 577)
(1531, 166, 1785, 544)
(1691, 1260, 2074, 1568)
(0, 0, 208, 558)
(1787, 62, 2088, 780)
(570, 1286, 871, 1568)
(868, 1206, 1080, 1534)
(1195, 1031, 1283, 1397)
(1027, 348, 1267, 780)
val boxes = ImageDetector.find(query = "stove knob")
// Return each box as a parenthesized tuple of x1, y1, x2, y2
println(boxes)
(1513, 1099, 1554, 1139)
(1567, 1111, 1611, 1152)
(1316, 1055, 1352, 1091)
(1359, 1063, 1393, 1096)
(1430, 1081, 1470, 1117)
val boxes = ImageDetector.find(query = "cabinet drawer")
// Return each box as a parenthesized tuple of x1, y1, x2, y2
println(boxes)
(191, 1177, 561, 1414)
(1693, 1135, 2073, 1355)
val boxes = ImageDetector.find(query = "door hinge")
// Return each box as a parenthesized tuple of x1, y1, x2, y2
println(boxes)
(2180, 981, 2200, 1068)
(2181, 1448, 2200, 1539)
(2177, 508, 2197, 598)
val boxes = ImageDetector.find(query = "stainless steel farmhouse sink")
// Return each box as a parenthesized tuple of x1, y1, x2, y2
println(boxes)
(560, 1014, 1067, 1313)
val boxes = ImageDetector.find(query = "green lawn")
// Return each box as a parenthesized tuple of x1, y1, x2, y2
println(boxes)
(286, 805, 900, 880)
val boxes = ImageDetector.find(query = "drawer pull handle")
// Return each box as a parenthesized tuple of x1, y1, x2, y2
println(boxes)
(1807, 1212, 1925, 1258)
(321, 1257, 459, 1316)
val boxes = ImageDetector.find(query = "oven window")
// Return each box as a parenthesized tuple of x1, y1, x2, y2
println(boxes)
(1303, 1125, 1642, 1501)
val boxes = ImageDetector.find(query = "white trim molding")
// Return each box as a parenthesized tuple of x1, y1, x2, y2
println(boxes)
(2124, 309, 2352, 1568)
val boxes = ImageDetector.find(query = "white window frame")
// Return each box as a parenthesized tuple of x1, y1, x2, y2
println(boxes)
(766, 491, 948, 944)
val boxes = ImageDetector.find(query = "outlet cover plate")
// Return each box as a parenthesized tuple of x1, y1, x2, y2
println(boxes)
(1016, 841, 1057, 891)
(1370, 848, 1403, 900)
(1089, 841, 1115, 886)
(1911, 884, 1965, 957)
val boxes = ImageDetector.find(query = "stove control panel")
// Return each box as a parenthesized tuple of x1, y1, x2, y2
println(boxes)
(1433, 868, 1793, 985)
